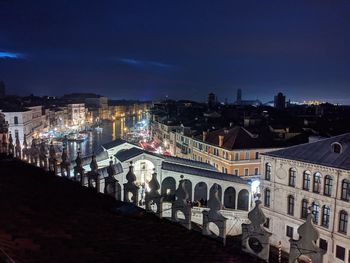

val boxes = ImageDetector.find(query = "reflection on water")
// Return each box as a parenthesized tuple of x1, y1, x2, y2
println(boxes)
(66, 113, 147, 160)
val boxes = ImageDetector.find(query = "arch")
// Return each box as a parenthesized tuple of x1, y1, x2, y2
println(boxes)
(331, 142, 342, 154)
(210, 184, 222, 201)
(194, 182, 208, 205)
(161, 177, 176, 202)
(133, 159, 155, 185)
(183, 179, 192, 201)
(237, 189, 249, 211)
(224, 187, 236, 209)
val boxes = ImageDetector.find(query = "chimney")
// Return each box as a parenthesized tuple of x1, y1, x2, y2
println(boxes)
(219, 135, 224, 147)
(203, 131, 208, 142)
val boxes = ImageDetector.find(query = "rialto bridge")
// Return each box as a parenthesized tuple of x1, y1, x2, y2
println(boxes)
(3, 135, 256, 237)
(66, 139, 256, 236)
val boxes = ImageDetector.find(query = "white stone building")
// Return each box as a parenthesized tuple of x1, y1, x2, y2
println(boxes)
(67, 103, 86, 126)
(2, 105, 46, 144)
(260, 133, 350, 263)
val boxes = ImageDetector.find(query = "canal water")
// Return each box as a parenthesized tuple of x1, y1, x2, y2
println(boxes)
(66, 113, 148, 160)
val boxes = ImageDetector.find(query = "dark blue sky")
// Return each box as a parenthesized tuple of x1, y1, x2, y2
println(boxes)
(0, 0, 349, 103)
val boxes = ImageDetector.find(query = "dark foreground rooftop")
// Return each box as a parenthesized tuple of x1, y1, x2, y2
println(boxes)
(0, 156, 252, 263)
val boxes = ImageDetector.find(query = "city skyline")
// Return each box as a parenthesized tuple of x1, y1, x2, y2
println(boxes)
(1, 0, 350, 104)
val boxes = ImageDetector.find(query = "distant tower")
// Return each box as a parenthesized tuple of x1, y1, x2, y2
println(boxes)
(0, 81, 5, 98)
(236, 89, 242, 105)
(274, 92, 286, 110)
(208, 92, 216, 108)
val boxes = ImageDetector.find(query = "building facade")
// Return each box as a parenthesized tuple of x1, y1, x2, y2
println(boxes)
(2, 106, 46, 145)
(260, 134, 350, 263)
(67, 103, 86, 126)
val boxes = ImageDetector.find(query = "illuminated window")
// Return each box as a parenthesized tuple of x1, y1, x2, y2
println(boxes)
(301, 199, 308, 219)
(312, 202, 320, 224)
(321, 206, 330, 228)
(324, 175, 333, 196)
(341, 179, 350, 201)
(303, 171, 311, 191)
(339, 210, 348, 234)
(289, 168, 296, 187)
(313, 172, 321, 193)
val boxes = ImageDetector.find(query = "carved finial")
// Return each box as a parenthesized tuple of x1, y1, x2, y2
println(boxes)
(148, 169, 160, 192)
(23, 136, 27, 148)
(61, 147, 67, 162)
(207, 183, 221, 212)
(297, 205, 319, 242)
(49, 142, 56, 158)
(90, 154, 98, 172)
(248, 199, 266, 226)
(8, 133, 13, 144)
(126, 161, 136, 183)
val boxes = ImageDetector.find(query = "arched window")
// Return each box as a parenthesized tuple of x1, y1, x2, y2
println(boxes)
(313, 172, 321, 193)
(287, 195, 294, 215)
(264, 188, 270, 207)
(265, 163, 271, 180)
(303, 171, 311, 191)
(301, 199, 308, 219)
(321, 205, 330, 228)
(312, 202, 320, 224)
(288, 168, 296, 187)
(324, 175, 333, 196)
(341, 179, 350, 201)
(339, 210, 348, 234)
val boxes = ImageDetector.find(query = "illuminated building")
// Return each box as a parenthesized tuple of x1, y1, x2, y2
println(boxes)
(67, 103, 86, 126)
(261, 134, 350, 262)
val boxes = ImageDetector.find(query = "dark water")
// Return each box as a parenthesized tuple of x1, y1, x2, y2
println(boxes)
(66, 113, 148, 160)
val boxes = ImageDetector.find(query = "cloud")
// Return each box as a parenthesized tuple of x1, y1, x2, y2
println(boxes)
(116, 57, 173, 69)
(0, 50, 24, 60)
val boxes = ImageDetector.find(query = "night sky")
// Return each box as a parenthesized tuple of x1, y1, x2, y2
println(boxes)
(0, 0, 349, 103)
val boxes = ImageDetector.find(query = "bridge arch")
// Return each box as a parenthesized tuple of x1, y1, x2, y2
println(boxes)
(224, 187, 236, 209)
(209, 184, 222, 203)
(237, 189, 249, 211)
(161, 177, 176, 202)
(194, 182, 208, 205)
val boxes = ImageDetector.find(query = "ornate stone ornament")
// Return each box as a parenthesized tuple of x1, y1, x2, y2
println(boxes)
(202, 183, 227, 244)
(171, 175, 191, 230)
(289, 207, 326, 263)
(276, 167, 287, 180)
(241, 195, 271, 261)
(145, 169, 163, 217)
(123, 161, 139, 205)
